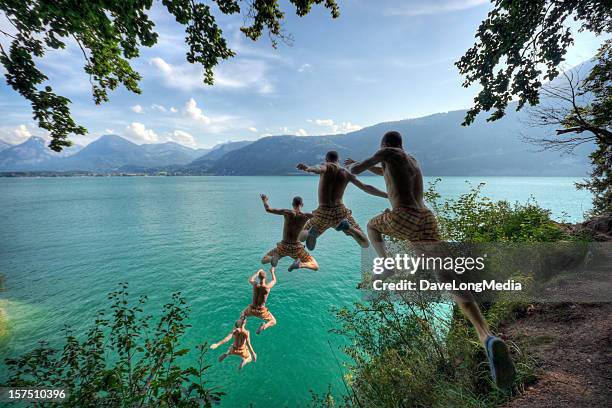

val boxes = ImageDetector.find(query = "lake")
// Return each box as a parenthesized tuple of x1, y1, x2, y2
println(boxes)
(0, 176, 591, 406)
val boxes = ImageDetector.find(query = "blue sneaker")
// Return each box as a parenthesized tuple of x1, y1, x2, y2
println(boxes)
(335, 219, 350, 232)
(288, 259, 301, 272)
(485, 335, 516, 390)
(306, 227, 319, 251)
(270, 252, 279, 267)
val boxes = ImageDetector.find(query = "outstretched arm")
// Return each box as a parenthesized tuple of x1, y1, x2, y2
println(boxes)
(268, 266, 277, 288)
(249, 270, 261, 286)
(260, 194, 288, 215)
(348, 151, 385, 175)
(297, 163, 326, 174)
(367, 166, 384, 176)
(246, 334, 256, 361)
(210, 331, 233, 349)
(349, 174, 388, 198)
(345, 158, 383, 176)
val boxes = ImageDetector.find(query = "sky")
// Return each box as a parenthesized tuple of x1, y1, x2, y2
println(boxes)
(0, 0, 605, 149)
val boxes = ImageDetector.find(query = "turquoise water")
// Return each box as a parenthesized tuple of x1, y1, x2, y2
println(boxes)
(0, 176, 591, 406)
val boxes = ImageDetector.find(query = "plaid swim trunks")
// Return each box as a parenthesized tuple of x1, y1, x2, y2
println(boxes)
(303, 204, 362, 233)
(368, 207, 440, 242)
(265, 241, 314, 263)
(229, 345, 250, 359)
(243, 304, 274, 321)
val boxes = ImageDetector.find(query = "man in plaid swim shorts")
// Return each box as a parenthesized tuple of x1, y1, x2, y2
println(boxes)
(296, 150, 388, 250)
(347, 130, 516, 391)
(210, 318, 256, 370)
(260, 193, 319, 271)
(241, 267, 277, 334)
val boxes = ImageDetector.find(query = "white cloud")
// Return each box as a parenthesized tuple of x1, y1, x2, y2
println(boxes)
(315, 119, 335, 127)
(1, 125, 32, 144)
(150, 57, 203, 91)
(295, 128, 308, 136)
(151, 104, 167, 112)
(215, 59, 274, 94)
(311, 119, 362, 135)
(258, 82, 274, 94)
(298, 63, 312, 73)
(131, 104, 144, 114)
(150, 57, 173, 75)
(150, 57, 273, 94)
(184, 98, 211, 124)
(386, 0, 488, 16)
(248, 127, 258, 132)
(179, 98, 241, 134)
(167, 130, 196, 147)
(339, 122, 362, 133)
(124, 122, 159, 144)
(170, 107, 178, 113)
(14, 124, 31, 140)
(104, 128, 115, 134)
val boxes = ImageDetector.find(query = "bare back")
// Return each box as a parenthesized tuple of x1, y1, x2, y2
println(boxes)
(379, 147, 425, 209)
(232, 328, 248, 348)
(318, 163, 351, 206)
(252, 283, 270, 308)
(282, 211, 310, 242)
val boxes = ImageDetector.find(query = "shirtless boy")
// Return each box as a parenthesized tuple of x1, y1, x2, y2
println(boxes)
(210, 318, 256, 370)
(260, 194, 319, 271)
(296, 150, 388, 250)
(347, 130, 516, 390)
(241, 267, 277, 334)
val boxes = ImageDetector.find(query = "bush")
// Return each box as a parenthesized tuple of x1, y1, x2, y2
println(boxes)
(4, 283, 223, 407)
(424, 179, 568, 243)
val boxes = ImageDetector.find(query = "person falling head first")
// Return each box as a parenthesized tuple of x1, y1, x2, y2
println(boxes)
(346, 130, 517, 391)
(296, 150, 388, 250)
(241, 267, 277, 334)
(260, 194, 319, 271)
(210, 317, 256, 370)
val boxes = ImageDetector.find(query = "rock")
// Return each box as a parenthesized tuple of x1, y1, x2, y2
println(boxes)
(581, 214, 612, 238)
(556, 214, 612, 241)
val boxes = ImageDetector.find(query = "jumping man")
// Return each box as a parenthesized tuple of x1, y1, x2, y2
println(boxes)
(210, 318, 256, 370)
(296, 150, 388, 250)
(260, 194, 319, 271)
(346, 130, 516, 390)
(241, 267, 277, 334)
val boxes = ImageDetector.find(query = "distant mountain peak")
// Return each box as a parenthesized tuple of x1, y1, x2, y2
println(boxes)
(25, 136, 47, 144)
(95, 134, 135, 144)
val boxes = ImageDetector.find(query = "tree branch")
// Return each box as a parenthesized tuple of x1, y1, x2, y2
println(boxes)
(72, 34, 95, 91)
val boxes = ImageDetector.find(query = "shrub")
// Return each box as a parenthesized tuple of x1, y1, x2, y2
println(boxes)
(424, 179, 567, 243)
(4, 283, 223, 407)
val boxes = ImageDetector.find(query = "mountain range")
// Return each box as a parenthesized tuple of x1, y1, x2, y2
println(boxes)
(0, 140, 12, 152)
(0, 136, 249, 173)
(209, 106, 593, 176)
(0, 107, 594, 176)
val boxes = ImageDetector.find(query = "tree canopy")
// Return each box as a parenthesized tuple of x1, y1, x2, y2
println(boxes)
(0, 0, 339, 151)
(456, 0, 611, 126)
